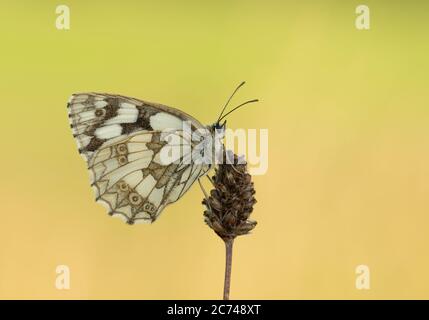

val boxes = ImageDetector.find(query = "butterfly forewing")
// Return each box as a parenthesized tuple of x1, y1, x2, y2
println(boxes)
(68, 93, 211, 224)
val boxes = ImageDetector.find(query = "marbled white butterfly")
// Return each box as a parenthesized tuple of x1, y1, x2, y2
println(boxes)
(67, 83, 257, 224)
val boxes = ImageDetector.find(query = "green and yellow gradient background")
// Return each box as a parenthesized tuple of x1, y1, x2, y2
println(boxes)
(1, 1, 428, 299)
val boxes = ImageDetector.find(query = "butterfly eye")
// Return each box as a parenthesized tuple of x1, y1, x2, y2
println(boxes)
(129, 193, 142, 206)
(118, 155, 128, 165)
(118, 181, 128, 192)
(117, 144, 128, 155)
(94, 109, 106, 118)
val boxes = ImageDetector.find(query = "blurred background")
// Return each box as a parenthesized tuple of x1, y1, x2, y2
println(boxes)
(0, 0, 428, 299)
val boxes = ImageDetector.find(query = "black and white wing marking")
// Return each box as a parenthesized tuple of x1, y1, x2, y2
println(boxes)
(67, 93, 204, 162)
(68, 93, 210, 224)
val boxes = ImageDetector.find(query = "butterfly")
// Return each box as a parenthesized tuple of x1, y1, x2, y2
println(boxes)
(67, 82, 257, 224)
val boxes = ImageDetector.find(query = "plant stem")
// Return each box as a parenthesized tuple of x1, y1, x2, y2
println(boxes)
(223, 238, 234, 300)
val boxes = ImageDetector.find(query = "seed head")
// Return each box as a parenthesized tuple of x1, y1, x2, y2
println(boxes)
(203, 151, 257, 241)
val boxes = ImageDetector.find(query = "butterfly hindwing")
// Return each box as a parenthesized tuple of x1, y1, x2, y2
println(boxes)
(91, 130, 210, 223)
(68, 93, 211, 224)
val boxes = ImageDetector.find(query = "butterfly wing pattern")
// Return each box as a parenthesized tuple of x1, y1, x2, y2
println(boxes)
(68, 93, 212, 224)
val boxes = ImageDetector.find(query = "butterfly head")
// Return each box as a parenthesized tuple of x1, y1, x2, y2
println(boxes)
(207, 121, 226, 151)
(212, 120, 227, 135)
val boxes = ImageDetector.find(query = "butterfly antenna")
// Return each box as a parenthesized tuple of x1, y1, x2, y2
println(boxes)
(218, 99, 259, 122)
(217, 81, 246, 124)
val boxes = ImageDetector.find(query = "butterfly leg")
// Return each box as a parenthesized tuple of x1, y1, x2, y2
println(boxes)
(206, 175, 215, 187)
(198, 178, 213, 213)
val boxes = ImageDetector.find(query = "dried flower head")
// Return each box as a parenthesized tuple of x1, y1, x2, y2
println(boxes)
(203, 150, 257, 241)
